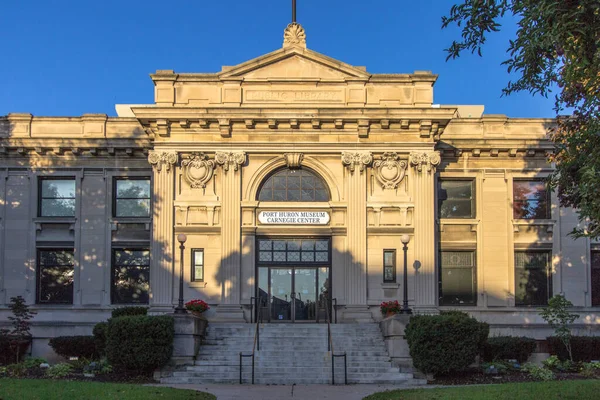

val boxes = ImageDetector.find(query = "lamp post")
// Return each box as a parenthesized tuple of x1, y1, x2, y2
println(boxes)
(174, 233, 187, 314)
(400, 234, 412, 314)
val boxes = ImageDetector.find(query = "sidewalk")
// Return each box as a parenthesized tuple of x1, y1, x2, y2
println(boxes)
(153, 383, 427, 400)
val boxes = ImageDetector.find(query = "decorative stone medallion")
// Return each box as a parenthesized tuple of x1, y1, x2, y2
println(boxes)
(181, 153, 215, 188)
(215, 151, 246, 172)
(148, 151, 178, 172)
(373, 152, 407, 189)
(283, 22, 307, 48)
(341, 151, 373, 173)
(409, 151, 441, 172)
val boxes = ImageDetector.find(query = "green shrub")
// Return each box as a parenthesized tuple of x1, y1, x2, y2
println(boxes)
(106, 315, 174, 373)
(111, 307, 148, 318)
(22, 357, 47, 369)
(48, 336, 98, 359)
(522, 363, 555, 381)
(46, 363, 72, 379)
(482, 336, 537, 363)
(0, 336, 30, 365)
(405, 311, 489, 376)
(93, 322, 108, 356)
(5, 363, 28, 377)
(547, 336, 600, 361)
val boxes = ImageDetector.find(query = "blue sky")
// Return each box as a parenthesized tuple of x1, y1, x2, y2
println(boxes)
(0, 0, 557, 118)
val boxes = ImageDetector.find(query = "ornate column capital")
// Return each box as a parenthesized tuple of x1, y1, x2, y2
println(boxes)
(373, 152, 407, 189)
(409, 151, 441, 173)
(341, 151, 373, 174)
(148, 151, 178, 172)
(181, 152, 215, 188)
(215, 151, 246, 172)
(283, 152, 304, 169)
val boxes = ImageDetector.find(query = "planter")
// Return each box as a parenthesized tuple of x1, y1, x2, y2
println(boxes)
(191, 311, 206, 318)
(385, 311, 398, 318)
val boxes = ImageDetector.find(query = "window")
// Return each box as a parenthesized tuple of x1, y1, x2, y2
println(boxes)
(258, 169, 329, 202)
(111, 248, 150, 304)
(592, 251, 600, 306)
(114, 178, 151, 217)
(438, 180, 475, 219)
(39, 178, 76, 217)
(439, 251, 477, 306)
(37, 249, 74, 304)
(383, 250, 396, 283)
(192, 249, 204, 282)
(513, 180, 550, 219)
(257, 238, 330, 264)
(515, 251, 552, 306)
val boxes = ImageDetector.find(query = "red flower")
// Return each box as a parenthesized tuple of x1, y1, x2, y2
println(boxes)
(185, 299, 210, 313)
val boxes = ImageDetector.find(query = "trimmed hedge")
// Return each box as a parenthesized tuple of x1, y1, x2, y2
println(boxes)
(106, 315, 174, 373)
(111, 306, 148, 319)
(482, 336, 537, 363)
(48, 336, 98, 359)
(92, 322, 108, 356)
(0, 336, 30, 365)
(405, 311, 489, 376)
(547, 336, 600, 361)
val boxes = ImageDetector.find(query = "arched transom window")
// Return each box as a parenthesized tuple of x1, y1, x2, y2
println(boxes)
(258, 168, 330, 202)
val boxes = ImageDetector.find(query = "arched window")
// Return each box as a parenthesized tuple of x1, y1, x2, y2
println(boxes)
(258, 168, 330, 202)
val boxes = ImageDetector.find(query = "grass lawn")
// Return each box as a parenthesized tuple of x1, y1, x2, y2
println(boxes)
(364, 380, 600, 400)
(0, 379, 215, 400)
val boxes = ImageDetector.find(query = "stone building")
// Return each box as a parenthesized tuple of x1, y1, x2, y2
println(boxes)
(1, 22, 599, 358)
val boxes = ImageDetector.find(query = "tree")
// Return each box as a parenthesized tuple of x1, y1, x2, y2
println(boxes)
(540, 294, 579, 361)
(442, 1, 600, 238)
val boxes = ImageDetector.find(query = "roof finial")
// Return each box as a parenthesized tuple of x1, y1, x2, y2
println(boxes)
(284, 0, 306, 48)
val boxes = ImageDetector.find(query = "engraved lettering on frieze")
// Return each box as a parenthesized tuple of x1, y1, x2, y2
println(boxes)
(215, 151, 246, 172)
(181, 153, 215, 188)
(409, 151, 441, 173)
(373, 152, 407, 189)
(284, 153, 303, 169)
(246, 90, 342, 102)
(148, 151, 178, 172)
(341, 151, 373, 174)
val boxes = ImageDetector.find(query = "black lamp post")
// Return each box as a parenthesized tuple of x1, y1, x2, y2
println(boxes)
(400, 234, 412, 314)
(174, 233, 188, 314)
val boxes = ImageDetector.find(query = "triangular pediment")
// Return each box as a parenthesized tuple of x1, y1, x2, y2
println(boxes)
(218, 47, 371, 81)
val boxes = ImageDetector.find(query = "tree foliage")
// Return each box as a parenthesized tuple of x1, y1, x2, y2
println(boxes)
(442, 0, 600, 237)
(540, 294, 579, 361)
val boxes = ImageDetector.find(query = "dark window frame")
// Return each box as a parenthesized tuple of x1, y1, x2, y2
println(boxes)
(513, 179, 551, 220)
(112, 177, 151, 218)
(257, 168, 330, 202)
(256, 237, 332, 266)
(439, 250, 477, 306)
(591, 250, 600, 306)
(111, 247, 151, 305)
(383, 249, 397, 283)
(38, 177, 76, 217)
(36, 248, 75, 304)
(437, 179, 476, 219)
(192, 248, 204, 282)
(514, 250, 553, 307)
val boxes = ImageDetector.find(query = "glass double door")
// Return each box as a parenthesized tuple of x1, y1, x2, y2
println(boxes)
(258, 267, 329, 322)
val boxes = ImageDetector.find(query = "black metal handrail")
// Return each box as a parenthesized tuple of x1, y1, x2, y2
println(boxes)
(239, 302, 262, 384)
(321, 295, 347, 385)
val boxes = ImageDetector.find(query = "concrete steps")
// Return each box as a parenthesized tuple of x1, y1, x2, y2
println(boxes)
(160, 322, 423, 385)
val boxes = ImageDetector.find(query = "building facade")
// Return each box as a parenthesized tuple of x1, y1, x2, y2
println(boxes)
(1, 24, 599, 357)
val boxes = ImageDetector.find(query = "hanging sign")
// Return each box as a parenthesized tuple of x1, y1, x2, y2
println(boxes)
(258, 211, 330, 225)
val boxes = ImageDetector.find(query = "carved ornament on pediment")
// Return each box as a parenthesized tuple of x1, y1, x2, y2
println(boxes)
(181, 153, 215, 188)
(283, 22, 307, 48)
(409, 151, 441, 173)
(148, 151, 178, 172)
(215, 151, 246, 172)
(283, 153, 304, 169)
(341, 151, 373, 174)
(373, 152, 407, 189)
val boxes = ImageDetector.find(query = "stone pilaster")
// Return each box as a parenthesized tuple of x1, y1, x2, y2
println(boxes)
(214, 151, 246, 321)
(341, 151, 373, 321)
(148, 151, 178, 312)
(410, 151, 440, 312)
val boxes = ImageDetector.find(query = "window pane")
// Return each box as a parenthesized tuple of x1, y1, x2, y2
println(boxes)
(112, 249, 150, 304)
(257, 169, 330, 202)
(384, 266, 395, 282)
(38, 250, 74, 304)
(257, 238, 330, 264)
(194, 250, 204, 266)
(384, 251, 395, 267)
(439, 251, 476, 306)
(116, 199, 150, 217)
(41, 180, 75, 199)
(301, 252, 315, 262)
(438, 180, 473, 219)
(316, 252, 328, 262)
(259, 252, 272, 262)
(193, 250, 204, 281)
(513, 181, 549, 219)
(116, 179, 150, 198)
(515, 251, 551, 306)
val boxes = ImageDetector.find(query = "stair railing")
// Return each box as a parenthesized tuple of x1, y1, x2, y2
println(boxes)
(321, 294, 347, 385)
(239, 298, 263, 384)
